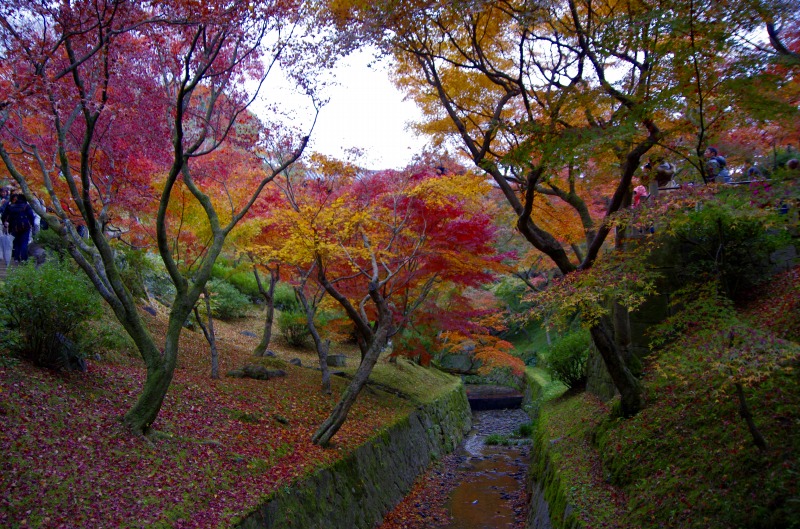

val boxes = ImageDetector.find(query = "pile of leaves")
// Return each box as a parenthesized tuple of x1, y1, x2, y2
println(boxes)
(0, 309, 414, 528)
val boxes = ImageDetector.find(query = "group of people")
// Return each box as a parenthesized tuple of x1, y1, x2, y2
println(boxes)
(0, 187, 43, 264)
(632, 146, 800, 208)
(631, 146, 800, 217)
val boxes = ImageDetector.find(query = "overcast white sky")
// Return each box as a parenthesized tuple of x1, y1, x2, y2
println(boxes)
(261, 48, 430, 170)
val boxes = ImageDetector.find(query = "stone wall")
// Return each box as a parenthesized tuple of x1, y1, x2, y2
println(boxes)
(235, 383, 472, 529)
(524, 368, 570, 529)
(587, 235, 799, 403)
(526, 427, 582, 529)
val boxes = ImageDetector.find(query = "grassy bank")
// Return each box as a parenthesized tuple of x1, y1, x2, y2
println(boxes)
(533, 267, 800, 528)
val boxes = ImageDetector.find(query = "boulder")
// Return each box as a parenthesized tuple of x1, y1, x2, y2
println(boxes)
(226, 365, 287, 380)
(437, 353, 479, 375)
(326, 354, 347, 367)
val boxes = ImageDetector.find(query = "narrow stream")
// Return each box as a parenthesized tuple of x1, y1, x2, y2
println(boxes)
(379, 408, 531, 529)
(443, 409, 531, 529)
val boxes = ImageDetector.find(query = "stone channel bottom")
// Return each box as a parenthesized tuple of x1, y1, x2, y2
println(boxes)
(379, 408, 531, 529)
(442, 444, 529, 529)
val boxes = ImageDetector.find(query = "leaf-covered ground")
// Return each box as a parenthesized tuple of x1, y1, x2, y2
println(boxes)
(0, 306, 414, 528)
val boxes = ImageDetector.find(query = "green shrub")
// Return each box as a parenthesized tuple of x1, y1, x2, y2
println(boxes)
(212, 263, 261, 302)
(277, 308, 309, 347)
(226, 270, 261, 301)
(206, 278, 251, 320)
(0, 260, 103, 370)
(542, 329, 591, 390)
(34, 228, 67, 258)
(79, 316, 138, 361)
(485, 433, 511, 446)
(273, 282, 298, 311)
(668, 199, 786, 299)
(515, 422, 534, 437)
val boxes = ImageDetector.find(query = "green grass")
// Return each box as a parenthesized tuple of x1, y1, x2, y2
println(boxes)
(367, 357, 462, 404)
(485, 433, 511, 446)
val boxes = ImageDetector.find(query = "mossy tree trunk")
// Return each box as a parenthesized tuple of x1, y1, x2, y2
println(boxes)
(312, 330, 389, 446)
(295, 279, 331, 394)
(589, 316, 643, 417)
(312, 256, 394, 447)
(252, 264, 278, 357)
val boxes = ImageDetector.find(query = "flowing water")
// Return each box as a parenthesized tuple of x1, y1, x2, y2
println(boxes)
(379, 408, 532, 529)
(440, 409, 531, 529)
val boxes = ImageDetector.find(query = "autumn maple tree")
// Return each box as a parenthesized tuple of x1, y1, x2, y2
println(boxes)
(327, 0, 800, 416)
(0, 0, 317, 434)
(330, 0, 663, 414)
(252, 160, 505, 445)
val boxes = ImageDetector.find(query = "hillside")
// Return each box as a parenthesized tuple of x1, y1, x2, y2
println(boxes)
(535, 266, 800, 528)
(0, 304, 456, 529)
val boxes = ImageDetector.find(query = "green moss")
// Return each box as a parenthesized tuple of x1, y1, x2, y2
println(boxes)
(368, 357, 461, 404)
(530, 393, 628, 529)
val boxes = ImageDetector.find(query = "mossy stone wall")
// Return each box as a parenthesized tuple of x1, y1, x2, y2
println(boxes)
(586, 236, 684, 402)
(235, 383, 471, 529)
(524, 370, 579, 529)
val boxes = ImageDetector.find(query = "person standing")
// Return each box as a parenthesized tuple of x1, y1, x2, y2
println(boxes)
(0, 187, 11, 216)
(2, 193, 35, 263)
(705, 147, 731, 183)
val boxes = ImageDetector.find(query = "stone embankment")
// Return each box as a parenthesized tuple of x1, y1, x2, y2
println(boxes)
(235, 383, 472, 529)
(522, 369, 560, 529)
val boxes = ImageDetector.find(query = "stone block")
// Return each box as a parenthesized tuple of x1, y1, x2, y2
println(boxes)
(326, 354, 347, 367)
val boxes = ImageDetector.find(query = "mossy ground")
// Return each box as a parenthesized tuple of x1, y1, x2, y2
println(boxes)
(531, 267, 800, 529)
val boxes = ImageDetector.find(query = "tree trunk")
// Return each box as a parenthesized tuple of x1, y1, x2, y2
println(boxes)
(121, 363, 175, 433)
(312, 333, 386, 446)
(194, 287, 220, 379)
(121, 296, 196, 433)
(318, 339, 332, 395)
(296, 286, 331, 394)
(735, 382, 767, 451)
(612, 301, 632, 363)
(252, 266, 278, 357)
(589, 316, 643, 416)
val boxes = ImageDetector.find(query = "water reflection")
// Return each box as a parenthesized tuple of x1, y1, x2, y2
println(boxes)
(441, 409, 530, 529)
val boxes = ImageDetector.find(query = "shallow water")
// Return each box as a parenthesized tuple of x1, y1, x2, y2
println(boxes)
(440, 409, 531, 529)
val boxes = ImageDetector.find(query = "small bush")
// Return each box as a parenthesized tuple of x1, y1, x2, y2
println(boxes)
(0, 260, 103, 370)
(277, 309, 309, 347)
(485, 433, 511, 446)
(34, 228, 67, 258)
(229, 271, 260, 301)
(515, 422, 534, 437)
(206, 278, 251, 320)
(273, 282, 299, 311)
(543, 329, 591, 390)
(79, 316, 138, 361)
(674, 203, 784, 299)
(212, 263, 261, 302)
